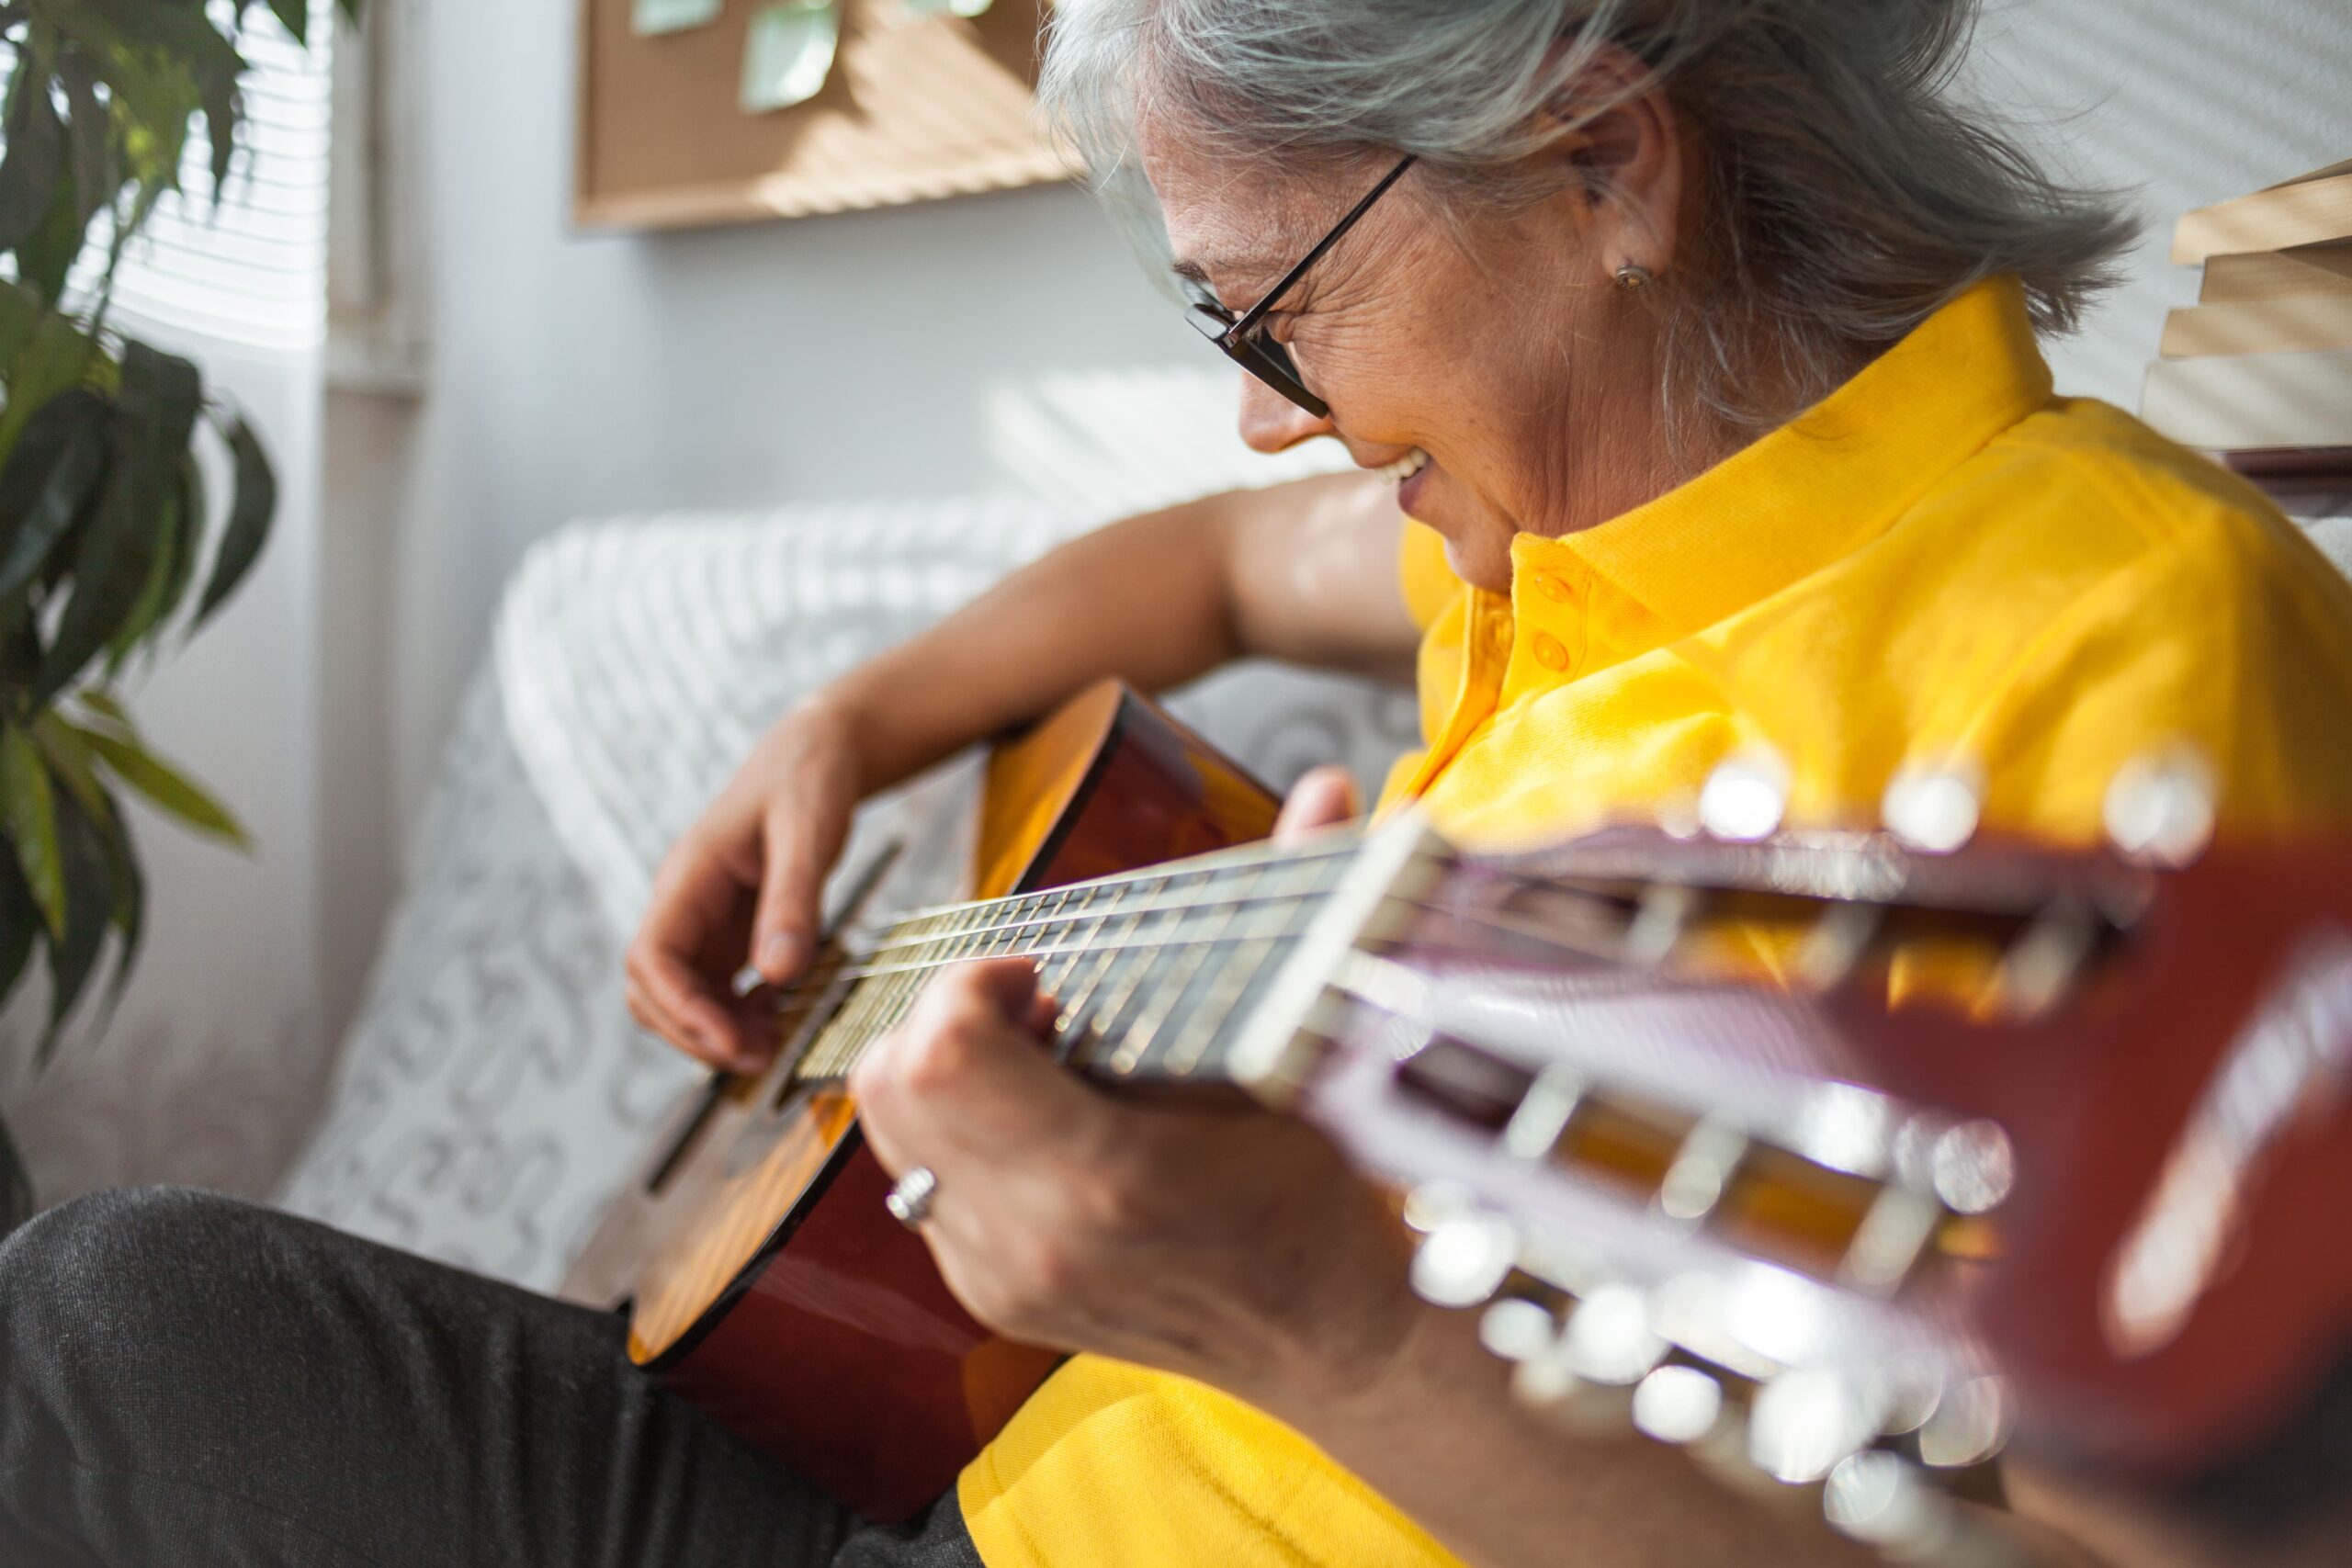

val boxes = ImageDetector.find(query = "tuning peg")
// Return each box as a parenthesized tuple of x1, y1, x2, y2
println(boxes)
(1927, 1119, 2015, 1215)
(1823, 1450, 1946, 1552)
(1995, 898, 2100, 1019)
(1881, 762, 1983, 855)
(1656, 1115, 1750, 1224)
(2102, 747, 2218, 867)
(1699, 750, 1792, 842)
(1915, 1375, 2014, 1470)
(1410, 1207, 1521, 1309)
(1624, 881, 1700, 966)
(1400, 1179, 1475, 1234)
(1631, 1363, 1727, 1445)
(1561, 1282, 1668, 1384)
(1796, 903, 1883, 991)
(1747, 1366, 1883, 1484)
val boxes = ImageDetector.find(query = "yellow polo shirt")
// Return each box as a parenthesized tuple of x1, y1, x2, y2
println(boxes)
(957, 276, 2352, 1566)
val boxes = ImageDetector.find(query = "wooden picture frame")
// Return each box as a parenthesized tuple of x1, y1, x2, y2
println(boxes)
(573, 0, 1074, 232)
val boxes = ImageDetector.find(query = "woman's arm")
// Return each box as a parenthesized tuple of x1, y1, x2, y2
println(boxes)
(822, 468, 1416, 792)
(626, 470, 1418, 1069)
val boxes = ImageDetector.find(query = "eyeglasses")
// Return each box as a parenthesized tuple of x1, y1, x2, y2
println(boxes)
(1182, 153, 1418, 420)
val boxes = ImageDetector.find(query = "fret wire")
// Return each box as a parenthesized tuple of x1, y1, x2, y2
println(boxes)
(790, 926, 1321, 1083)
(1051, 908, 1144, 1046)
(784, 836, 1432, 1086)
(1185, 936, 1293, 1081)
(870, 910, 955, 1036)
(1161, 891, 1299, 1079)
(1045, 908, 1114, 1007)
(826, 903, 1329, 988)
(1035, 896, 1099, 1055)
(872, 834, 1358, 923)
(848, 841, 1365, 956)
(1063, 902, 1184, 1075)
(1144, 859, 1272, 1077)
(1108, 882, 1251, 1076)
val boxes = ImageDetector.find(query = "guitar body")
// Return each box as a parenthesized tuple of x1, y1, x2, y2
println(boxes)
(561, 681, 1282, 1521)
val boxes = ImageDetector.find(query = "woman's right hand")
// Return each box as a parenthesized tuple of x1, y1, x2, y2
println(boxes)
(624, 695, 864, 1072)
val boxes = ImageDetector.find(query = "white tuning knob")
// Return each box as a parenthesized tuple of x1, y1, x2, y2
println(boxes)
(1410, 1210, 1520, 1309)
(1699, 750, 1792, 842)
(2102, 748, 2218, 866)
(1881, 762, 1983, 854)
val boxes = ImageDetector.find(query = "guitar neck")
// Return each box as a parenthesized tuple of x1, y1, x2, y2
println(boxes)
(786, 830, 1397, 1089)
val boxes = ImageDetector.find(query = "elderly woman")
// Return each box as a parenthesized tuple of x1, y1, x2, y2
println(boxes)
(6, 3, 2351, 1566)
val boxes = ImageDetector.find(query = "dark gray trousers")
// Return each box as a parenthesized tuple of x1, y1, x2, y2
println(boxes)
(0, 1187, 982, 1568)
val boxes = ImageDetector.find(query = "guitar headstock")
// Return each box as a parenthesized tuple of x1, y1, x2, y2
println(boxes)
(1233, 777, 2352, 1556)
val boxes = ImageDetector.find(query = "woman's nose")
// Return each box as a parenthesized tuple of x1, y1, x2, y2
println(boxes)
(1238, 375, 1337, 454)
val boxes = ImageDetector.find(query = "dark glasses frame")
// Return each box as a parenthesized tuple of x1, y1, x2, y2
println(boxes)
(1184, 153, 1419, 419)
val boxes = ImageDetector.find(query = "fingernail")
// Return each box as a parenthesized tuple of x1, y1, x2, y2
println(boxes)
(760, 932, 802, 974)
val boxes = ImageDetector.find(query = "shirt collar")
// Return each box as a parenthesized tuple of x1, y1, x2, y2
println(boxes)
(1512, 276, 2055, 657)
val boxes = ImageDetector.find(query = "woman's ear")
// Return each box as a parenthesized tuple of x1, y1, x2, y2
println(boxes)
(1537, 42, 1685, 286)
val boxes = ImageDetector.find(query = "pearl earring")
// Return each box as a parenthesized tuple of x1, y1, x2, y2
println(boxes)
(1614, 263, 1654, 292)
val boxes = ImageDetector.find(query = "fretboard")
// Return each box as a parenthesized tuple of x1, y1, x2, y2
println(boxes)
(786, 836, 1369, 1087)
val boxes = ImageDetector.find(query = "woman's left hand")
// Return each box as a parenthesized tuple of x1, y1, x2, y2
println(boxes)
(847, 766, 1419, 1416)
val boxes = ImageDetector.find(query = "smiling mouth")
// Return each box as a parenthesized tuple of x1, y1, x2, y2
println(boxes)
(1374, 447, 1430, 484)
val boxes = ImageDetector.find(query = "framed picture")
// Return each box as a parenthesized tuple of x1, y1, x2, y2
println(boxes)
(574, 0, 1073, 231)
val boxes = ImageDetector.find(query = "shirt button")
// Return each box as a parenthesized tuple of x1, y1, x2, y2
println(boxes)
(1532, 571, 1573, 605)
(1532, 633, 1570, 672)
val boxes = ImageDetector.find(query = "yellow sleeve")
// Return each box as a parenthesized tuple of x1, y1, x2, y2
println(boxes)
(1964, 508, 2352, 840)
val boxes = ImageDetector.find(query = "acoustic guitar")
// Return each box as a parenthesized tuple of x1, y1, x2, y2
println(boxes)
(564, 679, 1295, 1519)
(568, 679, 2352, 1540)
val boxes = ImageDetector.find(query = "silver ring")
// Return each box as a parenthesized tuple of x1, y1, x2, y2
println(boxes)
(885, 1166, 939, 1229)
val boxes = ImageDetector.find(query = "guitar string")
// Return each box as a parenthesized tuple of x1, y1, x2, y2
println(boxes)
(862, 835, 1367, 933)
(842, 848, 1366, 960)
(781, 875, 1633, 996)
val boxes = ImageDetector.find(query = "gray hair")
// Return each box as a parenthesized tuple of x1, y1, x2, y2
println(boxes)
(1040, 0, 2134, 437)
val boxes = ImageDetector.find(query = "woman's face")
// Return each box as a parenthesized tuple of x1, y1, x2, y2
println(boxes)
(1141, 104, 1688, 592)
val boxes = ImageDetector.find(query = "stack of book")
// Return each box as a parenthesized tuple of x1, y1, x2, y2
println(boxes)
(2141, 159, 2352, 498)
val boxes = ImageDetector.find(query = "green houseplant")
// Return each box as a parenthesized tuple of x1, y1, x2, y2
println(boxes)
(0, 0, 358, 1223)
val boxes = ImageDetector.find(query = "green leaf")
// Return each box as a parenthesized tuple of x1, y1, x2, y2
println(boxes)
(80, 725, 248, 848)
(86, 0, 250, 196)
(0, 849, 36, 1021)
(93, 781, 141, 1025)
(58, 53, 125, 234)
(11, 143, 84, 304)
(0, 724, 63, 938)
(32, 343, 200, 705)
(0, 52, 65, 250)
(338, 0, 366, 30)
(0, 386, 110, 602)
(0, 279, 41, 370)
(29, 727, 141, 1028)
(0, 305, 103, 459)
(195, 414, 272, 626)
(0, 607, 36, 691)
(159, 446, 206, 626)
(104, 443, 189, 668)
(31, 713, 108, 822)
(74, 685, 134, 733)
(266, 0, 309, 49)
(39, 783, 116, 1061)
